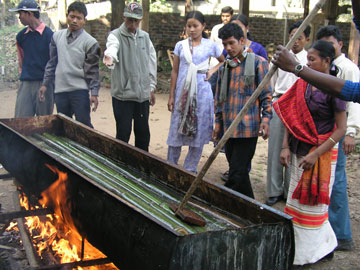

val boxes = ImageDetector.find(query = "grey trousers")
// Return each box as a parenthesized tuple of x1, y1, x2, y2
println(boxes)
(15, 81, 54, 118)
(266, 106, 291, 198)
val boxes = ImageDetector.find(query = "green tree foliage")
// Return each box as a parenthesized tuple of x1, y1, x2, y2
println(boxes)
(0, 25, 22, 82)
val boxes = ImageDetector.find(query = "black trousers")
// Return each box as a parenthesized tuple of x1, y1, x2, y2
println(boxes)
(55, 90, 93, 128)
(224, 137, 258, 198)
(112, 98, 150, 152)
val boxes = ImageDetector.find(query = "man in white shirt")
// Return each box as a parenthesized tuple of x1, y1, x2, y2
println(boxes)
(209, 6, 234, 96)
(210, 6, 233, 52)
(265, 21, 311, 206)
(209, 7, 233, 97)
(317, 25, 360, 251)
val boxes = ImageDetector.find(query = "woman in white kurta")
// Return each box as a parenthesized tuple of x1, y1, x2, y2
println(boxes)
(166, 11, 223, 173)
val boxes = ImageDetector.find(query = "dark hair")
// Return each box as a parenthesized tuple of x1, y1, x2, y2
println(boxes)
(221, 6, 234, 15)
(185, 11, 208, 38)
(218, 23, 244, 41)
(230, 14, 254, 40)
(310, 40, 338, 76)
(231, 14, 248, 27)
(289, 20, 311, 37)
(24, 10, 40, 19)
(33, 11, 40, 19)
(316, 25, 343, 42)
(68, 1, 87, 17)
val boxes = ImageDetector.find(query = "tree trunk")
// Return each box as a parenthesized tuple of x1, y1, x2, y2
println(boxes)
(348, 22, 360, 65)
(239, 0, 249, 17)
(141, 0, 150, 32)
(1, 0, 6, 29)
(323, 0, 338, 25)
(303, 0, 310, 19)
(110, 0, 125, 30)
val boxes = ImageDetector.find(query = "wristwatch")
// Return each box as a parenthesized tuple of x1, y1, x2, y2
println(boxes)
(346, 132, 355, 138)
(294, 64, 304, 76)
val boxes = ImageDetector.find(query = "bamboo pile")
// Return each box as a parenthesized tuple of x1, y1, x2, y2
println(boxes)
(30, 133, 243, 235)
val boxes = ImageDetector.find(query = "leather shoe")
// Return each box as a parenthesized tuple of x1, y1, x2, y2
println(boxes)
(221, 170, 229, 182)
(321, 251, 334, 261)
(336, 239, 355, 251)
(265, 196, 283, 206)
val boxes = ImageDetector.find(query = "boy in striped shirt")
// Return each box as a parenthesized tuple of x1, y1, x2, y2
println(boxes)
(213, 23, 272, 198)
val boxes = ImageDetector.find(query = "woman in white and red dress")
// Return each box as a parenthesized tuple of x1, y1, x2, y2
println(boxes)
(274, 40, 347, 265)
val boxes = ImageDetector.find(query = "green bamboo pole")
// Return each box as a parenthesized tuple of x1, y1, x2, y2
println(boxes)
(35, 137, 200, 234)
(31, 133, 243, 231)
(32, 134, 221, 233)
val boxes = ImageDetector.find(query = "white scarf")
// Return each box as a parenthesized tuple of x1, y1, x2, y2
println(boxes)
(177, 38, 209, 137)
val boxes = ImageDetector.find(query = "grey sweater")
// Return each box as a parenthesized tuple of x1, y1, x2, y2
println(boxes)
(110, 23, 153, 102)
(53, 29, 97, 94)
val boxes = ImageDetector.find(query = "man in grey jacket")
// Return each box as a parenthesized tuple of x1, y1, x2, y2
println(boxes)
(103, 2, 157, 152)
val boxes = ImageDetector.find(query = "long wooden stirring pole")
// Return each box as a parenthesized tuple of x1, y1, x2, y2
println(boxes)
(174, 0, 329, 221)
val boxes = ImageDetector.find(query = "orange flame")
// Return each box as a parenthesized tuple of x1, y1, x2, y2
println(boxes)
(13, 164, 118, 269)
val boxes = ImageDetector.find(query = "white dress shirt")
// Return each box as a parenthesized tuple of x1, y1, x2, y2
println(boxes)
(334, 53, 360, 135)
(271, 49, 308, 96)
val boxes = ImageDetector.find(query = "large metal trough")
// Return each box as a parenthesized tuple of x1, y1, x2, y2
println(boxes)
(0, 115, 294, 270)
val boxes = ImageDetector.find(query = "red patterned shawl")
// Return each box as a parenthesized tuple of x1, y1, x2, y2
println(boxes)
(273, 79, 333, 205)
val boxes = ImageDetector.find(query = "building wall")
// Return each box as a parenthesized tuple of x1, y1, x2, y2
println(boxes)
(88, 12, 352, 58)
(160, 0, 320, 18)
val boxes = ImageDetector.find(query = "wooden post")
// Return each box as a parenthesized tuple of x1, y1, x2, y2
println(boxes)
(348, 21, 360, 65)
(323, 0, 339, 25)
(303, 0, 310, 19)
(239, 0, 249, 17)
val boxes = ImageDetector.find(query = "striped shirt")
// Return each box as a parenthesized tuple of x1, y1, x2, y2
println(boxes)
(215, 55, 272, 138)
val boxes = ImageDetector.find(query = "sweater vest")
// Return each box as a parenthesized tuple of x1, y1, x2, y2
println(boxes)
(53, 29, 97, 93)
(17, 26, 53, 81)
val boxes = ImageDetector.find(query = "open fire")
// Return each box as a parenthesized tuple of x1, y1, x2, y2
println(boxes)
(7, 164, 118, 269)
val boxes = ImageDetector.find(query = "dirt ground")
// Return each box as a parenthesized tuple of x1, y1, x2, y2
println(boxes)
(0, 82, 359, 269)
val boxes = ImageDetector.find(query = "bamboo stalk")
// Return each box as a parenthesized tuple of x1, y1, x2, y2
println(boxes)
(39, 134, 178, 210)
(31, 133, 245, 231)
(32, 134, 205, 233)
(176, 0, 329, 214)
(54, 136, 239, 227)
